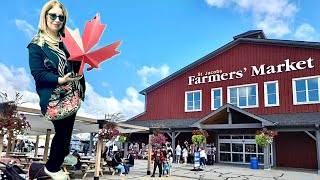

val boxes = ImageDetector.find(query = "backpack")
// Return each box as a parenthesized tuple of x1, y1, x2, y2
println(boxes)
(0, 163, 27, 180)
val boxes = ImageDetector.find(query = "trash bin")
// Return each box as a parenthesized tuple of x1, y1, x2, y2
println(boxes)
(250, 157, 258, 169)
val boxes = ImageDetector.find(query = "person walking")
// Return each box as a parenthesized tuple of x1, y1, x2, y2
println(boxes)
(151, 148, 165, 177)
(27, 1, 85, 179)
(199, 147, 207, 168)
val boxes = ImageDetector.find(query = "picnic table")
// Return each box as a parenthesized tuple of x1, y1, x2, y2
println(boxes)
(80, 160, 103, 179)
(80, 156, 92, 160)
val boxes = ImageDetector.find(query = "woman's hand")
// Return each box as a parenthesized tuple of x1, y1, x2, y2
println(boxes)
(58, 72, 83, 84)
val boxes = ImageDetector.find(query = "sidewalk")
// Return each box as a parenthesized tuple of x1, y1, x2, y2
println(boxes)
(79, 159, 320, 180)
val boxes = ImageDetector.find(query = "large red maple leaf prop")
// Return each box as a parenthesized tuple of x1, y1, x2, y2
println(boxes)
(61, 13, 122, 74)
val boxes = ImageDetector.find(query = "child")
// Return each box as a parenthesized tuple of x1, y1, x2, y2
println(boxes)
(163, 152, 173, 177)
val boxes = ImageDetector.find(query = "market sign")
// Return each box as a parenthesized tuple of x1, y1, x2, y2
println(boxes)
(188, 58, 315, 86)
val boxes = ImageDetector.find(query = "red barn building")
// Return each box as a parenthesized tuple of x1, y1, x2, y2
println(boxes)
(126, 30, 320, 172)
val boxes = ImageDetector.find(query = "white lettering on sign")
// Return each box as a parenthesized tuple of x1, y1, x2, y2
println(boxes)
(188, 58, 315, 86)
(251, 58, 314, 76)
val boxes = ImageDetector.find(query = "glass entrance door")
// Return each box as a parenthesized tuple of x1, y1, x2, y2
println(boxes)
(218, 135, 273, 165)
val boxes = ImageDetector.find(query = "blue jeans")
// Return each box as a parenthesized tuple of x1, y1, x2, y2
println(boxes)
(124, 164, 134, 173)
(115, 164, 125, 174)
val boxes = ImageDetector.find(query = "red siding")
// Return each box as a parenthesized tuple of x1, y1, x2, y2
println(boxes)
(275, 132, 317, 169)
(136, 43, 320, 121)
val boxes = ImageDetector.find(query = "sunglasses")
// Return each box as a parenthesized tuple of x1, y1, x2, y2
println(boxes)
(47, 13, 65, 22)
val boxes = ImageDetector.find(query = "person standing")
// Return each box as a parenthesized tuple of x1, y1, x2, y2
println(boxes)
(175, 145, 181, 164)
(182, 147, 188, 164)
(199, 147, 207, 168)
(27, 1, 85, 179)
(151, 148, 165, 177)
(17, 140, 25, 152)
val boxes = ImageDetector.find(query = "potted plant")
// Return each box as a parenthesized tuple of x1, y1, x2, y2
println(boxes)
(118, 135, 127, 143)
(98, 121, 122, 141)
(150, 130, 167, 148)
(0, 92, 31, 136)
(191, 129, 209, 144)
(255, 130, 278, 147)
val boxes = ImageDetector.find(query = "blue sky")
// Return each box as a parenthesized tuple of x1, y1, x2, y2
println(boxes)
(1, 0, 319, 119)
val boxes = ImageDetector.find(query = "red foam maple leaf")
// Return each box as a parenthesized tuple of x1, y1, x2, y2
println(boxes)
(62, 13, 122, 74)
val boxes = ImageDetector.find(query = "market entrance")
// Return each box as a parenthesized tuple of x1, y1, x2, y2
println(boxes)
(218, 134, 273, 166)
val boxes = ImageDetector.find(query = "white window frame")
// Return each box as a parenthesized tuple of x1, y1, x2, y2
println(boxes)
(292, 75, 320, 105)
(211, 87, 223, 110)
(227, 83, 259, 108)
(264, 81, 279, 107)
(185, 90, 202, 112)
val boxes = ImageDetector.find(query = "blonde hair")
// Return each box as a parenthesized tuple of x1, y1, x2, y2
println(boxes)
(38, 0, 68, 37)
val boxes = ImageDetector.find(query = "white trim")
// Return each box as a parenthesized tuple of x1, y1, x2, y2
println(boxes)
(185, 90, 202, 112)
(227, 83, 259, 108)
(292, 75, 320, 105)
(218, 134, 273, 166)
(211, 87, 223, 110)
(264, 81, 279, 107)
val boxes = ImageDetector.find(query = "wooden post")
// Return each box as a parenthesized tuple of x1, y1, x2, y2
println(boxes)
(34, 135, 39, 157)
(11, 137, 16, 152)
(89, 133, 94, 156)
(316, 130, 320, 174)
(147, 134, 152, 175)
(0, 134, 4, 157)
(5, 130, 13, 158)
(124, 142, 129, 157)
(43, 129, 51, 161)
(94, 137, 103, 179)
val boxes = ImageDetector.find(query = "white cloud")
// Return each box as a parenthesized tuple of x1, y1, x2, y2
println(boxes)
(0, 63, 40, 109)
(77, 84, 144, 119)
(15, 19, 37, 39)
(137, 64, 170, 87)
(0, 63, 144, 119)
(204, 0, 298, 37)
(294, 23, 316, 41)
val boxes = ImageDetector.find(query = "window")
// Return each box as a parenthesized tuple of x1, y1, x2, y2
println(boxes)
(264, 81, 279, 107)
(185, 90, 202, 112)
(211, 88, 222, 110)
(227, 83, 258, 108)
(293, 76, 320, 105)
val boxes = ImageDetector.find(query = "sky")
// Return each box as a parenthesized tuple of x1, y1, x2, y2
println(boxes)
(1, 0, 320, 120)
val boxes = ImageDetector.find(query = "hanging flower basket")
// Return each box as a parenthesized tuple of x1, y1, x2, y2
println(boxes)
(0, 93, 31, 136)
(118, 135, 127, 143)
(191, 129, 209, 144)
(255, 130, 278, 147)
(98, 121, 122, 141)
(151, 133, 167, 148)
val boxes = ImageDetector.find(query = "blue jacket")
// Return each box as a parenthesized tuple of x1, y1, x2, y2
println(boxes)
(28, 33, 85, 115)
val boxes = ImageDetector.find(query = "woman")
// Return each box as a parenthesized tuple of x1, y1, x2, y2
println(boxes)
(182, 147, 188, 164)
(27, 1, 85, 179)
(124, 152, 135, 174)
(111, 151, 125, 176)
(151, 147, 165, 177)
(175, 144, 181, 164)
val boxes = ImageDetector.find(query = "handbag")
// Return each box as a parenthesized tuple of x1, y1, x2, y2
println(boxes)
(44, 81, 82, 121)
(64, 154, 78, 166)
